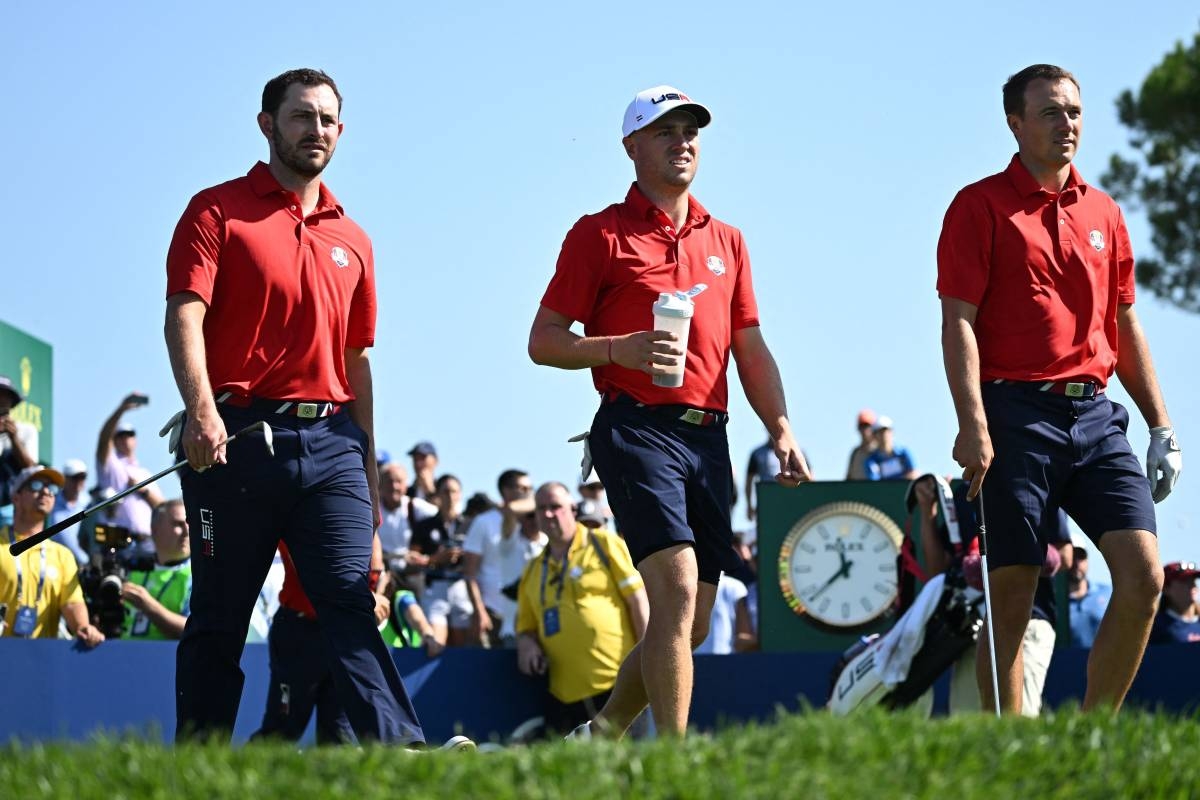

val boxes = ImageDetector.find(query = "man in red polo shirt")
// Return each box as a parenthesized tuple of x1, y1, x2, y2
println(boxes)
(529, 84, 810, 738)
(938, 64, 1183, 714)
(164, 68, 443, 747)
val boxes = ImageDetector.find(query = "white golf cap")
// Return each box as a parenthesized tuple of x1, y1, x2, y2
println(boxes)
(874, 415, 894, 431)
(62, 458, 88, 478)
(622, 85, 712, 137)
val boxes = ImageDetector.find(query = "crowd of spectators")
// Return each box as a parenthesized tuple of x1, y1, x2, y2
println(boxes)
(0, 378, 1194, 736)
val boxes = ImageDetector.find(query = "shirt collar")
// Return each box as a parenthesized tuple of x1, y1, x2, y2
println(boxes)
(247, 161, 344, 215)
(623, 182, 710, 229)
(1004, 153, 1088, 199)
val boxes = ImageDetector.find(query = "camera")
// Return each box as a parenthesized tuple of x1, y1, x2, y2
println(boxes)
(78, 524, 152, 638)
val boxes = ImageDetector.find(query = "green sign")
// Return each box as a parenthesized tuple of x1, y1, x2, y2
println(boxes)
(0, 319, 53, 465)
(758, 481, 911, 653)
(758, 480, 1071, 654)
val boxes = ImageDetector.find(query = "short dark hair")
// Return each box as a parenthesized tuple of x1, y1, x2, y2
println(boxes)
(1074, 546, 1088, 562)
(261, 68, 343, 117)
(435, 473, 460, 493)
(464, 492, 496, 518)
(1002, 64, 1079, 117)
(497, 469, 529, 495)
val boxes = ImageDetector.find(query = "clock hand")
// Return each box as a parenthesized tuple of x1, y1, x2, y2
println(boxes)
(809, 563, 847, 601)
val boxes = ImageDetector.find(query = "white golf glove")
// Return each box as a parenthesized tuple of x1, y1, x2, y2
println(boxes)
(1146, 426, 1183, 503)
(567, 431, 593, 484)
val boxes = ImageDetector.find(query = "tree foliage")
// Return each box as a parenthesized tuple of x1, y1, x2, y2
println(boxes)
(1102, 26, 1200, 313)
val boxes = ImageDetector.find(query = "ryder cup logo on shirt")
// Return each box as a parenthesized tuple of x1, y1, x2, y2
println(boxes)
(1089, 230, 1105, 252)
(330, 246, 350, 268)
(706, 255, 726, 276)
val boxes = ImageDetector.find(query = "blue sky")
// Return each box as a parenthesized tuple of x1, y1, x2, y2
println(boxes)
(4, 1, 1198, 586)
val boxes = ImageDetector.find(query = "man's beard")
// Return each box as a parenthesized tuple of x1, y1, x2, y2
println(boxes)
(273, 126, 332, 178)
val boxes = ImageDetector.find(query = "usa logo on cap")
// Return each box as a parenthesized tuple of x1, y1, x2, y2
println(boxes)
(330, 246, 350, 268)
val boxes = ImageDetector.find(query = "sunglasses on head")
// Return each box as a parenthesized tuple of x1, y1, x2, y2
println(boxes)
(23, 479, 59, 496)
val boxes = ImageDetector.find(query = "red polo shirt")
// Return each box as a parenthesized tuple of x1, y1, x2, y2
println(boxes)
(541, 183, 759, 411)
(276, 541, 317, 618)
(166, 162, 376, 402)
(937, 155, 1135, 387)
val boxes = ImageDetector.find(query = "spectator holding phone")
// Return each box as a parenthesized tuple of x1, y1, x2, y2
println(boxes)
(409, 474, 472, 647)
(95, 393, 163, 558)
(0, 376, 38, 509)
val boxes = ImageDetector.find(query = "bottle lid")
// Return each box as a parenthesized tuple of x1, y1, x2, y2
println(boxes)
(653, 291, 695, 318)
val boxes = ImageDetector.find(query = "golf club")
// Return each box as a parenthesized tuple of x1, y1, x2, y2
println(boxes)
(977, 485, 1002, 718)
(8, 421, 275, 557)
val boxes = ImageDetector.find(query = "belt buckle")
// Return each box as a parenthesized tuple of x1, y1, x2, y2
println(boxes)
(1064, 382, 1086, 398)
(681, 409, 705, 425)
(296, 402, 320, 419)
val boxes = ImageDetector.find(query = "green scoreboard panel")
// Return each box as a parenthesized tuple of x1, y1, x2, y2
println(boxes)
(0, 319, 53, 464)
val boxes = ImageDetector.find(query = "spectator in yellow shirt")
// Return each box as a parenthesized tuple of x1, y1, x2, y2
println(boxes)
(516, 482, 647, 736)
(0, 465, 104, 646)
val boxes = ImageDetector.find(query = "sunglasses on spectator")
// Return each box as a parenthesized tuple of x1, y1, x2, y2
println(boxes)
(22, 480, 60, 496)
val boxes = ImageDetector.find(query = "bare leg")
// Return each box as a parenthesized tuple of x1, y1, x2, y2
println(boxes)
(690, 582, 718, 648)
(593, 640, 649, 737)
(976, 564, 1039, 714)
(592, 545, 699, 737)
(1083, 529, 1161, 711)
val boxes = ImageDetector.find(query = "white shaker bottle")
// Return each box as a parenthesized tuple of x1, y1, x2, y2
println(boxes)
(651, 291, 694, 388)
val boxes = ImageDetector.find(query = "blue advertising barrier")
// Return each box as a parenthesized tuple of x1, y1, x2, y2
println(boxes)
(2, 640, 1198, 745)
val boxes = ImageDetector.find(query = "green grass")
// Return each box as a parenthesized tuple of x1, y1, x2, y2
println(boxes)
(5, 709, 1200, 799)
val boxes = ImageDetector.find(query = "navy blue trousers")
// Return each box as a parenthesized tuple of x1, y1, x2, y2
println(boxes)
(174, 405, 424, 744)
(251, 606, 353, 745)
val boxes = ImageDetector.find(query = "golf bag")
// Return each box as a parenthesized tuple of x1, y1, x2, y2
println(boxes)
(827, 475, 985, 714)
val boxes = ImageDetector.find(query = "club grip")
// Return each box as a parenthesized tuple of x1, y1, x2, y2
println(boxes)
(8, 510, 86, 556)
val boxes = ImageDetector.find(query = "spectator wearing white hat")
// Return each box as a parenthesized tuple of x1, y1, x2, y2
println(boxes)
(48, 459, 91, 565)
(95, 393, 163, 557)
(577, 471, 613, 530)
(863, 416, 918, 481)
(0, 375, 38, 509)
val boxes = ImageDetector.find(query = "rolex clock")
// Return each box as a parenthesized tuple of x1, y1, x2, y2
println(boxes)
(778, 501, 903, 631)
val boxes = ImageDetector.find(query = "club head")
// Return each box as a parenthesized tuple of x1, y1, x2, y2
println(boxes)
(259, 422, 275, 457)
(232, 421, 275, 457)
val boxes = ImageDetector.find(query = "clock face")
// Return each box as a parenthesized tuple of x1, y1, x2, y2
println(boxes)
(778, 501, 903, 629)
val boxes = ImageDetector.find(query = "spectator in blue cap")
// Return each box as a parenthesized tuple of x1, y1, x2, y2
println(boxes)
(407, 441, 438, 502)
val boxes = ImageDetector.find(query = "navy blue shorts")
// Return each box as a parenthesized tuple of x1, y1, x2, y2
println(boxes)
(587, 399, 739, 585)
(981, 382, 1156, 569)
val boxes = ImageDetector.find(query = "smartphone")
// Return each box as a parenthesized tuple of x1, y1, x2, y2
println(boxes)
(129, 393, 150, 406)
